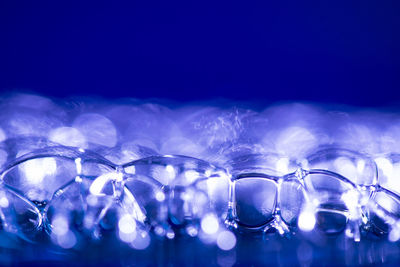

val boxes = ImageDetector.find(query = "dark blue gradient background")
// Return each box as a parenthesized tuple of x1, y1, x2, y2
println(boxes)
(1, 1, 399, 106)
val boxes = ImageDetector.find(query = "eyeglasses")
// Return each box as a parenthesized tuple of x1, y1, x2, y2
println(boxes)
(298, 169, 361, 238)
(226, 151, 369, 240)
(122, 155, 231, 237)
(299, 147, 379, 240)
(1, 144, 400, 246)
(366, 185, 400, 241)
(0, 146, 117, 243)
(225, 152, 307, 235)
(227, 171, 306, 235)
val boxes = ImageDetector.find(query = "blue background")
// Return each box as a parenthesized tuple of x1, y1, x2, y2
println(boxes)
(0, 0, 399, 106)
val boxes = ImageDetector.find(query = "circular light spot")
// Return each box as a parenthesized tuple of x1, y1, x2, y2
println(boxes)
(73, 113, 117, 148)
(166, 230, 175, 239)
(130, 231, 151, 250)
(298, 211, 316, 232)
(52, 216, 69, 236)
(155, 191, 166, 202)
(0, 196, 9, 208)
(184, 170, 200, 183)
(154, 226, 165, 236)
(57, 230, 77, 249)
(166, 165, 174, 173)
(389, 228, 400, 242)
(119, 229, 137, 243)
(49, 127, 87, 148)
(118, 214, 137, 234)
(20, 157, 57, 185)
(201, 213, 219, 235)
(217, 231, 237, 251)
(186, 225, 199, 237)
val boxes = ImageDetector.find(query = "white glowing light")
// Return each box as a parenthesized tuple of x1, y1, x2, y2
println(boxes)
(341, 190, 360, 219)
(75, 158, 82, 174)
(89, 173, 113, 196)
(0, 196, 9, 208)
(375, 158, 400, 193)
(217, 231, 236, 251)
(118, 214, 137, 234)
(20, 158, 57, 185)
(89, 172, 122, 196)
(119, 229, 137, 243)
(300, 159, 309, 170)
(275, 126, 317, 156)
(345, 228, 354, 239)
(206, 177, 218, 197)
(206, 175, 229, 201)
(154, 226, 165, 236)
(276, 157, 289, 174)
(86, 194, 98, 206)
(389, 225, 400, 242)
(151, 165, 176, 184)
(52, 216, 69, 236)
(161, 137, 204, 157)
(83, 214, 95, 229)
(155, 191, 166, 202)
(334, 157, 357, 181)
(115, 172, 123, 182)
(121, 139, 157, 162)
(73, 113, 117, 148)
(186, 225, 198, 237)
(125, 165, 136, 174)
(356, 159, 365, 174)
(375, 157, 393, 178)
(298, 210, 316, 232)
(184, 170, 200, 183)
(375, 193, 398, 216)
(201, 213, 219, 235)
(166, 230, 175, 239)
(49, 127, 87, 148)
(180, 191, 192, 201)
(388, 163, 400, 194)
(130, 231, 151, 250)
(0, 128, 6, 142)
(166, 165, 174, 173)
(57, 230, 77, 249)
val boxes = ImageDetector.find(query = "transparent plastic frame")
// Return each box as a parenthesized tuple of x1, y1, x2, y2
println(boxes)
(0, 146, 117, 242)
